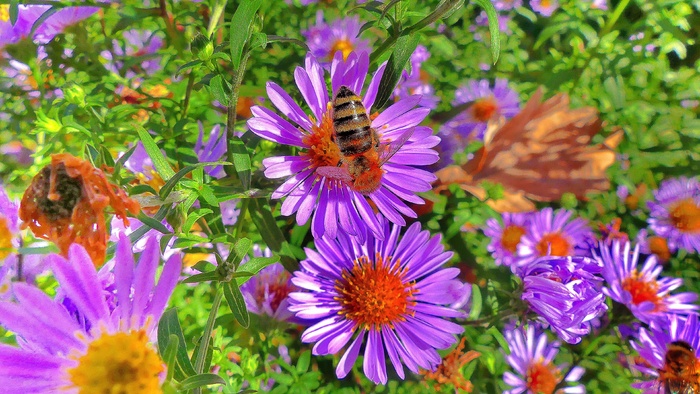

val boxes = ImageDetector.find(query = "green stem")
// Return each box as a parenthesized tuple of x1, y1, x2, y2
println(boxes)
(225, 50, 252, 177)
(192, 289, 223, 394)
(181, 72, 195, 119)
(234, 198, 249, 238)
(207, 0, 227, 39)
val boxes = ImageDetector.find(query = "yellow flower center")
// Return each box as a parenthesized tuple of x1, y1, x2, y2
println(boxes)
(669, 198, 700, 233)
(526, 360, 560, 394)
(66, 330, 164, 394)
(470, 97, 499, 122)
(501, 224, 526, 253)
(0, 217, 12, 261)
(535, 232, 571, 257)
(330, 39, 354, 61)
(621, 270, 663, 311)
(540, 0, 552, 7)
(335, 254, 416, 331)
(0, 5, 9, 23)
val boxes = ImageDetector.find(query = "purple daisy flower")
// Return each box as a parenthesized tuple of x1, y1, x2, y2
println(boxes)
(247, 52, 439, 240)
(631, 313, 700, 393)
(531, 0, 560, 16)
(0, 234, 181, 392)
(1, 4, 102, 48)
(519, 255, 608, 344)
(504, 325, 585, 394)
(647, 177, 700, 254)
(195, 122, 227, 179)
(101, 29, 164, 78)
(516, 208, 593, 271)
(494, 0, 523, 10)
(302, 11, 372, 68)
(288, 217, 467, 384)
(596, 241, 698, 324)
(392, 45, 440, 109)
(483, 212, 531, 267)
(440, 78, 520, 144)
(241, 246, 298, 322)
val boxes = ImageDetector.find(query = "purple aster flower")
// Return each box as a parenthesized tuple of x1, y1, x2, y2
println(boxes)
(636, 229, 677, 264)
(247, 52, 439, 240)
(241, 246, 298, 322)
(531, 0, 559, 16)
(631, 313, 700, 393)
(431, 128, 460, 170)
(519, 255, 608, 344)
(195, 122, 227, 179)
(0, 234, 181, 392)
(0, 141, 33, 165)
(302, 11, 372, 68)
(471, 11, 511, 42)
(590, 0, 608, 10)
(504, 325, 585, 394)
(220, 198, 241, 226)
(440, 78, 520, 144)
(392, 45, 440, 109)
(1, 4, 102, 48)
(494, 0, 523, 10)
(516, 208, 593, 271)
(596, 241, 698, 324)
(101, 29, 164, 78)
(288, 217, 467, 384)
(483, 212, 531, 267)
(647, 177, 700, 254)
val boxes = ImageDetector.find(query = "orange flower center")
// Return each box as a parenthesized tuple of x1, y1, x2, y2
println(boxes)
(669, 198, 700, 233)
(470, 97, 499, 122)
(526, 361, 560, 394)
(621, 270, 663, 310)
(501, 225, 526, 253)
(330, 39, 354, 61)
(536, 232, 571, 256)
(255, 271, 293, 313)
(335, 254, 415, 330)
(302, 108, 341, 170)
(648, 236, 671, 262)
(0, 217, 12, 261)
(540, 0, 552, 6)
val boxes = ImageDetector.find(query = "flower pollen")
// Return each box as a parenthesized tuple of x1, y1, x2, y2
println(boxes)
(330, 39, 354, 61)
(470, 97, 499, 122)
(0, 217, 12, 260)
(669, 198, 700, 233)
(501, 224, 526, 253)
(526, 360, 560, 394)
(66, 329, 164, 394)
(621, 270, 663, 310)
(302, 109, 341, 169)
(0, 5, 9, 23)
(421, 337, 480, 392)
(536, 232, 571, 256)
(335, 254, 415, 330)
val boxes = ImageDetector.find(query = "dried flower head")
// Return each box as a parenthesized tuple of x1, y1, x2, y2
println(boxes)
(19, 154, 140, 266)
(421, 337, 480, 392)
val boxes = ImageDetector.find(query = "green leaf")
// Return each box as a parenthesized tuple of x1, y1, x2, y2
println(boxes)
(266, 35, 309, 50)
(223, 282, 250, 328)
(473, 0, 501, 63)
(159, 161, 230, 199)
(29, 7, 61, 38)
(134, 124, 175, 180)
(296, 350, 311, 373)
(182, 271, 222, 284)
(229, 237, 253, 266)
(176, 60, 203, 76)
(468, 284, 482, 320)
(236, 255, 280, 285)
(158, 309, 197, 379)
(9, 1, 19, 25)
(229, 136, 251, 190)
(250, 32, 267, 49)
(137, 212, 171, 234)
(163, 334, 179, 382)
(373, 34, 420, 109)
(229, 0, 263, 71)
(209, 74, 231, 107)
(248, 199, 298, 272)
(179, 373, 226, 390)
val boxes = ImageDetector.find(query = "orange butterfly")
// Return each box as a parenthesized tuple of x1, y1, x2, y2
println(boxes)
(434, 88, 623, 212)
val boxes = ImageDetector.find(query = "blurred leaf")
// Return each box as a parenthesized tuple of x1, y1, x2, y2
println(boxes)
(468, 284, 482, 320)
(230, 0, 262, 71)
(297, 351, 311, 373)
(266, 35, 310, 50)
(179, 373, 226, 390)
(176, 60, 203, 76)
(374, 34, 420, 109)
(163, 334, 179, 382)
(472, 0, 501, 63)
(158, 309, 197, 379)
(159, 161, 231, 200)
(223, 281, 250, 328)
(9, 1, 18, 25)
(248, 199, 298, 272)
(229, 136, 252, 190)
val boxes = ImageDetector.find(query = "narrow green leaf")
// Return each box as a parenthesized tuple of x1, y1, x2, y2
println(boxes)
(473, 0, 501, 63)
(9, 1, 19, 25)
(468, 284, 482, 320)
(179, 373, 226, 390)
(229, 136, 251, 190)
(176, 60, 203, 76)
(487, 325, 509, 354)
(134, 124, 175, 180)
(266, 35, 309, 50)
(250, 32, 267, 49)
(229, 0, 263, 71)
(209, 75, 231, 107)
(159, 161, 230, 200)
(373, 34, 420, 109)
(223, 282, 250, 328)
(248, 199, 298, 272)
(158, 309, 197, 379)
(29, 7, 61, 38)
(182, 271, 222, 284)
(137, 212, 171, 234)
(163, 334, 179, 382)
(296, 350, 311, 373)
(236, 255, 279, 285)
(229, 237, 252, 266)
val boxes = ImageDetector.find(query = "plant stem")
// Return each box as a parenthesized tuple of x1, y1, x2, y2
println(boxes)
(192, 288, 223, 394)
(207, 0, 227, 39)
(225, 50, 252, 178)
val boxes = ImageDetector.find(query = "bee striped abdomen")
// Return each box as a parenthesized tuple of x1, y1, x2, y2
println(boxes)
(333, 86, 373, 156)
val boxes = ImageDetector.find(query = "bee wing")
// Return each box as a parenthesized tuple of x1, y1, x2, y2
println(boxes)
(379, 128, 414, 165)
(316, 166, 353, 183)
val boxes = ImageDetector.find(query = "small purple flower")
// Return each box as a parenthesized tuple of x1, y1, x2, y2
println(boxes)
(494, 0, 523, 11)
(0, 235, 181, 392)
(241, 246, 297, 322)
(631, 314, 700, 393)
(0, 141, 33, 165)
(288, 217, 467, 384)
(195, 122, 227, 179)
(596, 241, 698, 324)
(483, 212, 531, 267)
(220, 198, 241, 226)
(440, 78, 520, 144)
(516, 208, 593, 271)
(0, 4, 102, 48)
(101, 29, 164, 78)
(590, 0, 608, 10)
(302, 11, 371, 68)
(392, 45, 440, 109)
(247, 52, 439, 241)
(519, 255, 608, 344)
(635, 229, 677, 264)
(471, 11, 511, 42)
(647, 177, 700, 254)
(531, 0, 559, 16)
(504, 325, 585, 394)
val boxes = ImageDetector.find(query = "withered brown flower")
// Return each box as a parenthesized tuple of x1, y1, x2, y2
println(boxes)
(421, 337, 480, 392)
(19, 154, 140, 266)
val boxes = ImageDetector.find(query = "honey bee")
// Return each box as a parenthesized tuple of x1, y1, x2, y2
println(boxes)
(656, 341, 700, 394)
(316, 85, 411, 194)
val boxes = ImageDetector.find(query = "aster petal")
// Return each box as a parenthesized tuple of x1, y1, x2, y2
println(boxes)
(295, 66, 324, 121)
(372, 95, 422, 129)
(247, 106, 306, 147)
(114, 233, 135, 321)
(364, 329, 388, 384)
(131, 236, 160, 319)
(363, 62, 387, 112)
(266, 81, 314, 131)
(144, 254, 182, 325)
(336, 330, 365, 379)
(0, 300, 80, 355)
(381, 328, 406, 379)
